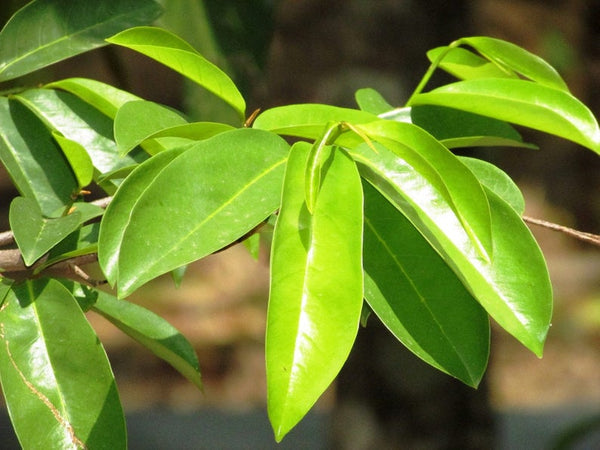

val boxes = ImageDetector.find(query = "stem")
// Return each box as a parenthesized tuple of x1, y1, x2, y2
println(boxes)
(522, 216, 600, 247)
(405, 39, 463, 106)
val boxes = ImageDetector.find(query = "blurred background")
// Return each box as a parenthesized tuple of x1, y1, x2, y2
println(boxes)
(1, 0, 600, 448)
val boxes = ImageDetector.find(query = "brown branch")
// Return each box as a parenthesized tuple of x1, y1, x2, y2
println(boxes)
(522, 216, 600, 247)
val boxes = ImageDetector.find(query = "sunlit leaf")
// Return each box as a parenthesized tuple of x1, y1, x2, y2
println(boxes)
(0, 279, 125, 449)
(107, 26, 246, 119)
(355, 87, 394, 114)
(92, 291, 202, 389)
(52, 132, 94, 189)
(0, 0, 162, 82)
(412, 79, 600, 154)
(267, 142, 363, 441)
(363, 183, 489, 387)
(427, 45, 516, 80)
(99, 129, 289, 297)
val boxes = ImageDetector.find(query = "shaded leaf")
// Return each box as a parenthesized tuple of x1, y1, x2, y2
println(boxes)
(52, 132, 94, 189)
(427, 45, 516, 80)
(0, 279, 125, 449)
(363, 182, 489, 387)
(92, 291, 202, 389)
(412, 79, 600, 154)
(355, 87, 394, 114)
(0, 0, 162, 82)
(15, 88, 146, 176)
(99, 129, 289, 297)
(267, 142, 363, 441)
(107, 26, 246, 119)
(0, 97, 77, 216)
(9, 197, 81, 266)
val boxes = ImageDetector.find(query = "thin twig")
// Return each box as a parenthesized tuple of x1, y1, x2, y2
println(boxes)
(522, 215, 600, 247)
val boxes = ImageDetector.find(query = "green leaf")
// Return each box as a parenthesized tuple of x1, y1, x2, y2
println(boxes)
(46, 77, 141, 118)
(99, 128, 289, 297)
(114, 100, 188, 155)
(351, 120, 493, 260)
(137, 122, 236, 155)
(0, 0, 162, 82)
(349, 143, 552, 355)
(412, 79, 600, 154)
(106, 26, 246, 120)
(383, 104, 536, 150)
(0, 97, 78, 216)
(363, 183, 489, 387)
(427, 45, 516, 80)
(0, 279, 125, 449)
(43, 223, 100, 270)
(52, 132, 94, 189)
(355, 87, 394, 114)
(460, 36, 569, 91)
(460, 157, 525, 215)
(15, 88, 147, 176)
(253, 103, 378, 138)
(267, 142, 363, 441)
(9, 197, 81, 266)
(98, 146, 189, 287)
(91, 291, 202, 390)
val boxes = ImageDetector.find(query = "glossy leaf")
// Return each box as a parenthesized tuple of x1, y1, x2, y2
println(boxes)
(106, 26, 246, 119)
(0, 0, 162, 82)
(253, 103, 377, 138)
(114, 100, 188, 155)
(99, 128, 289, 297)
(91, 291, 202, 389)
(15, 88, 146, 176)
(46, 77, 141, 119)
(363, 183, 489, 387)
(43, 223, 100, 270)
(0, 98, 77, 216)
(137, 122, 235, 155)
(52, 132, 94, 189)
(355, 87, 394, 114)
(382, 104, 536, 150)
(350, 120, 493, 260)
(427, 46, 516, 80)
(349, 142, 552, 355)
(412, 79, 600, 154)
(267, 142, 363, 441)
(460, 157, 525, 215)
(98, 146, 190, 287)
(0, 279, 125, 449)
(460, 36, 569, 91)
(9, 197, 81, 266)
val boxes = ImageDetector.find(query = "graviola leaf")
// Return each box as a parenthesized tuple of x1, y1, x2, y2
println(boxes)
(99, 128, 289, 297)
(107, 26, 246, 120)
(363, 182, 489, 387)
(267, 142, 363, 441)
(0, 0, 162, 82)
(0, 279, 125, 449)
(412, 79, 600, 154)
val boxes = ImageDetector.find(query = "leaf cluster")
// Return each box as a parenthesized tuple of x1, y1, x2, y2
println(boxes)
(0, 0, 598, 447)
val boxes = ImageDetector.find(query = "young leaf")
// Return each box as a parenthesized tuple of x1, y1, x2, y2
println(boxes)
(0, 279, 125, 449)
(0, 0, 162, 82)
(15, 89, 147, 176)
(106, 26, 246, 120)
(114, 100, 188, 155)
(0, 98, 77, 216)
(363, 183, 489, 387)
(412, 79, 600, 154)
(460, 36, 569, 91)
(253, 103, 377, 139)
(349, 143, 552, 355)
(349, 120, 493, 260)
(52, 132, 94, 189)
(426, 46, 517, 80)
(459, 157, 525, 215)
(9, 197, 82, 266)
(355, 87, 395, 115)
(91, 291, 202, 390)
(99, 129, 289, 297)
(46, 78, 142, 118)
(267, 142, 363, 441)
